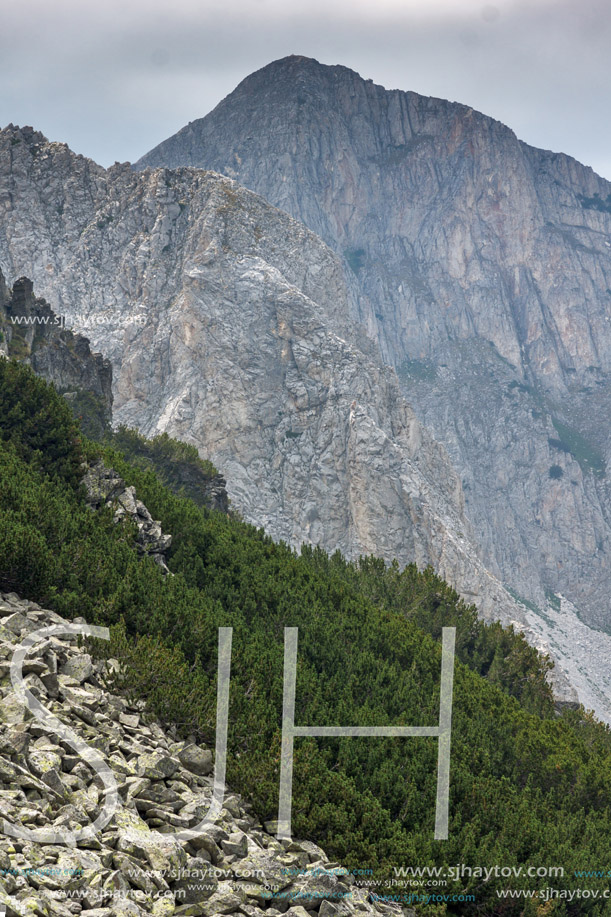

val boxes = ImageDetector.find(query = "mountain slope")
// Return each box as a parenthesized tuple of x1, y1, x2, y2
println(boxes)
(135, 55, 611, 640)
(0, 123, 531, 641)
(3, 362, 611, 916)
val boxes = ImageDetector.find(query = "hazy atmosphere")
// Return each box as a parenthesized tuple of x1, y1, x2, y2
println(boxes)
(1, 0, 610, 178)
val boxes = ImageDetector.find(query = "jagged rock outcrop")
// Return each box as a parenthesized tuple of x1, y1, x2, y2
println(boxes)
(0, 265, 229, 516)
(135, 56, 611, 638)
(0, 591, 411, 916)
(0, 270, 113, 428)
(82, 461, 172, 574)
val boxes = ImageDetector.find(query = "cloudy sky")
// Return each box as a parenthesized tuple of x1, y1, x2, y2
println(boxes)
(1, 0, 610, 179)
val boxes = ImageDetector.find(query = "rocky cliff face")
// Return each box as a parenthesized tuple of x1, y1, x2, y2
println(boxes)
(0, 591, 410, 917)
(0, 125, 531, 619)
(0, 269, 113, 428)
(135, 56, 611, 640)
(2, 121, 603, 717)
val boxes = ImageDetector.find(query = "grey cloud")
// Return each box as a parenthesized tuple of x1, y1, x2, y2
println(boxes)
(0, 0, 609, 178)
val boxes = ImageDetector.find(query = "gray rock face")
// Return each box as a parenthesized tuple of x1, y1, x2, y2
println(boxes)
(0, 121, 597, 716)
(135, 55, 611, 637)
(0, 269, 113, 426)
(0, 591, 411, 916)
(0, 122, 523, 616)
(0, 264, 230, 516)
(178, 745, 213, 777)
(82, 460, 172, 573)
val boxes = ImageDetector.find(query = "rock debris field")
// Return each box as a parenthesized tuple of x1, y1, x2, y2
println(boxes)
(0, 592, 410, 917)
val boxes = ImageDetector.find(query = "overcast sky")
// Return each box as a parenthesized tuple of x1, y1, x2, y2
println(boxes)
(1, 0, 610, 179)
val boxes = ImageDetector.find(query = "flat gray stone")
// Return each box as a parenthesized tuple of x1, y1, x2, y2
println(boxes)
(178, 745, 213, 777)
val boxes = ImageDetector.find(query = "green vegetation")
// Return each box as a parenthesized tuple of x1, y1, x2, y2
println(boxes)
(5, 325, 30, 359)
(397, 358, 437, 383)
(501, 378, 605, 478)
(545, 589, 562, 612)
(105, 426, 219, 507)
(59, 388, 111, 442)
(503, 585, 546, 620)
(343, 247, 366, 274)
(549, 417, 606, 477)
(549, 464, 564, 479)
(577, 192, 611, 214)
(0, 360, 84, 488)
(4, 363, 611, 914)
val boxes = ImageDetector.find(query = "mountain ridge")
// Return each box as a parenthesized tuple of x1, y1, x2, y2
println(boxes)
(2, 117, 605, 717)
(0, 122, 532, 632)
(133, 54, 611, 644)
(0, 268, 113, 437)
(138, 54, 584, 180)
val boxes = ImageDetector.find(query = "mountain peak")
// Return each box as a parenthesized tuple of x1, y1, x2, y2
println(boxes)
(133, 55, 481, 175)
(228, 54, 384, 102)
(130, 55, 611, 670)
(1, 123, 49, 148)
(244, 54, 351, 77)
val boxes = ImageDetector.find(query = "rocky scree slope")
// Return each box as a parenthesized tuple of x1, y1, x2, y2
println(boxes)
(0, 123, 533, 644)
(0, 591, 410, 917)
(135, 55, 611, 638)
